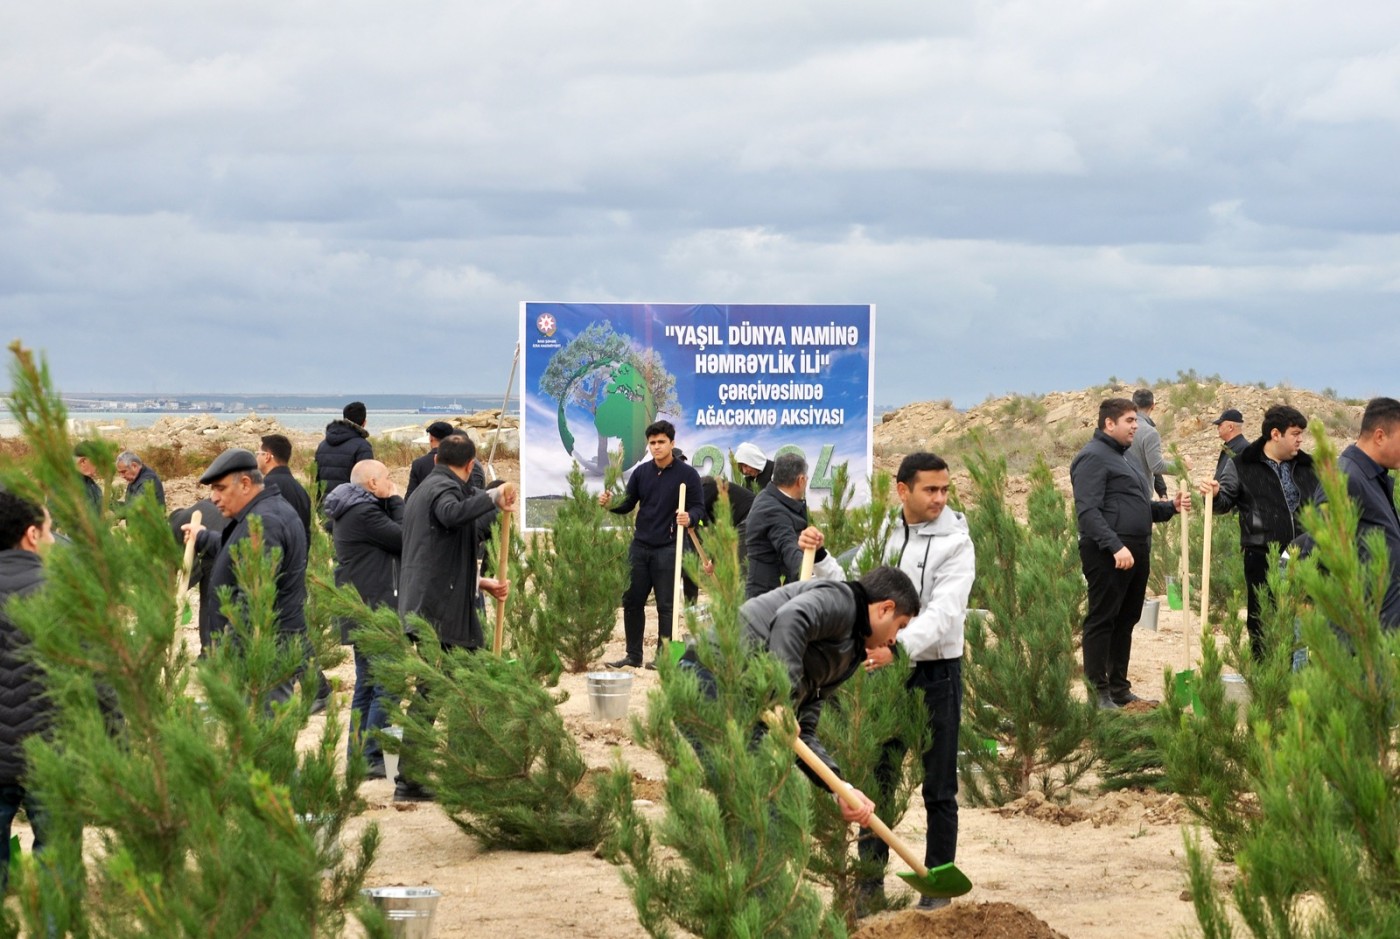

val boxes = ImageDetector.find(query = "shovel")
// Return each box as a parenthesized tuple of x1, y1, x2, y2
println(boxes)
(492, 508, 513, 656)
(176, 509, 202, 626)
(799, 546, 816, 582)
(671, 485, 687, 639)
(1174, 481, 1198, 711)
(773, 713, 972, 900)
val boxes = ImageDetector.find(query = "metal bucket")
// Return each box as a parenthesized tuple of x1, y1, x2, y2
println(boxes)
(586, 671, 634, 720)
(361, 886, 442, 939)
(1136, 598, 1160, 631)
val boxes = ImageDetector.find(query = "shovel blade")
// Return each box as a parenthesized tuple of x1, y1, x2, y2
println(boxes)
(897, 861, 972, 899)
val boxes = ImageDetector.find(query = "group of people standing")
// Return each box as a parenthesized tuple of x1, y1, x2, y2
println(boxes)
(1072, 393, 1400, 708)
(598, 420, 976, 914)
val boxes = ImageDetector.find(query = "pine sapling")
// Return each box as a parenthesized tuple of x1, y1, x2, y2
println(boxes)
(2, 342, 383, 939)
(601, 501, 845, 938)
(960, 452, 1095, 804)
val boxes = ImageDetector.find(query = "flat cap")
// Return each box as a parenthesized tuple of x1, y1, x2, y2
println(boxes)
(199, 448, 259, 484)
(426, 421, 455, 440)
(1212, 408, 1244, 425)
(734, 442, 767, 468)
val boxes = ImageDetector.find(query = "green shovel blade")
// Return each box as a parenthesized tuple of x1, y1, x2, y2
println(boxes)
(898, 861, 972, 899)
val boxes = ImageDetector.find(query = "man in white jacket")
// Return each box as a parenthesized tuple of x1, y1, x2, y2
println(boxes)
(858, 451, 976, 913)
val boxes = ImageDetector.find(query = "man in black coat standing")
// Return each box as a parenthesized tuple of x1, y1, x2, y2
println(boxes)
(1208, 404, 1323, 660)
(324, 459, 404, 780)
(0, 492, 56, 889)
(183, 449, 310, 710)
(258, 433, 329, 709)
(315, 402, 373, 503)
(406, 421, 453, 500)
(1071, 398, 1186, 708)
(394, 434, 515, 801)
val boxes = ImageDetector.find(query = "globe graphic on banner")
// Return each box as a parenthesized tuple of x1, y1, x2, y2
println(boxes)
(557, 358, 657, 473)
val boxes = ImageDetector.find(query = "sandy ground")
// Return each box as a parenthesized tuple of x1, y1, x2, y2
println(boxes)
(327, 600, 1225, 939)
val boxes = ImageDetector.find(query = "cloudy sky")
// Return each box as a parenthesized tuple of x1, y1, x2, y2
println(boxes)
(4, 1, 1399, 408)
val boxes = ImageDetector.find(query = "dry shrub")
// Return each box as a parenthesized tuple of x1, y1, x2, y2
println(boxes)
(140, 441, 225, 480)
(368, 436, 419, 469)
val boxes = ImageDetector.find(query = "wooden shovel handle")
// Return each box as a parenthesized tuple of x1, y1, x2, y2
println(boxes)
(778, 716, 929, 878)
(179, 510, 202, 597)
(799, 547, 816, 582)
(686, 528, 711, 570)
(492, 509, 512, 656)
(671, 484, 687, 636)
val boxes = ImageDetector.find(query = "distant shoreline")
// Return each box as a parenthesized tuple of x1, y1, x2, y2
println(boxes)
(0, 408, 509, 438)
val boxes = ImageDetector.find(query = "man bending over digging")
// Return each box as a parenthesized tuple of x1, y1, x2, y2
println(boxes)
(678, 566, 921, 825)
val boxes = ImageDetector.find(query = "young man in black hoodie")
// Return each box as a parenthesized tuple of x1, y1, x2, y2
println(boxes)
(1071, 398, 1186, 708)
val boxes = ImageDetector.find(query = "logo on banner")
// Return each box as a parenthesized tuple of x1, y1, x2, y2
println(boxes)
(536, 313, 557, 337)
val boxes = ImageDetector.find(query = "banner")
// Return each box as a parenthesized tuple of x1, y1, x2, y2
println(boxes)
(519, 302, 874, 529)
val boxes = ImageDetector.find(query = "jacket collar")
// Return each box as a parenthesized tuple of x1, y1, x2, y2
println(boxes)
(1241, 435, 1314, 468)
(1093, 428, 1130, 454)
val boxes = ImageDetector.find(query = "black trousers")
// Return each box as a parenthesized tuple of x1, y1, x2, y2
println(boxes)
(1243, 548, 1273, 662)
(1080, 539, 1151, 699)
(622, 540, 678, 660)
(859, 657, 963, 875)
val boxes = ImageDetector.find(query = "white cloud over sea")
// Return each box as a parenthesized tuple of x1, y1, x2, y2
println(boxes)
(3, 1, 1400, 406)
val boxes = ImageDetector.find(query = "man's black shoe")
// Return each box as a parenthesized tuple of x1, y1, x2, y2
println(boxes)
(1111, 692, 1159, 706)
(393, 781, 434, 803)
(854, 881, 886, 918)
(1097, 693, 1121, 710)
(644, 659, 658, 671)
(605, 657, 641, 669)
(916, 896, 950, 912)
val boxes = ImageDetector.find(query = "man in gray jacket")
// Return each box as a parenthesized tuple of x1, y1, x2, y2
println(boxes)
(1127, 388, 1169, 499)
(681, 566, 921, 827)
(857, 451, 975, 912)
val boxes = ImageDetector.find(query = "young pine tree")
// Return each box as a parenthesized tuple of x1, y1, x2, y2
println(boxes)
(601, 497, 846, 938)
(1, 342, 383, 939)
(540, 462, 631, 672)
(1185, 431, 1400, 938)
(960, 450, 1095, 804)
(336, 593, 611, 853)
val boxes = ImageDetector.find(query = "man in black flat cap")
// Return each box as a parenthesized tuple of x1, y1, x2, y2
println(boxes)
(183, 448, 309, 708)
(1211, 408, 1248, 482)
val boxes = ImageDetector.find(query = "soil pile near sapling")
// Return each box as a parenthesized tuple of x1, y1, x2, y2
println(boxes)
(852, 902, 1069, 939)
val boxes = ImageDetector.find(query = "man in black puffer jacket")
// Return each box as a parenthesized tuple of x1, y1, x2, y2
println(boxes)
(0, 491, 56, 888)
(315, 401, 374, 504)
(323, 459, 404, 779)
(1209, 404, 1323, 660)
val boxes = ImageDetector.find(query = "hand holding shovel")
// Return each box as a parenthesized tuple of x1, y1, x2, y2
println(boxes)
(764, 709, 973, 900)
(492, 509, 513, 656)
(176, 510, 202, 625)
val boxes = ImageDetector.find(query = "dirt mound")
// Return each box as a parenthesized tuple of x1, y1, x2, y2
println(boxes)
(993, 791, 1087, 826)
(852, 901, 1069, 939)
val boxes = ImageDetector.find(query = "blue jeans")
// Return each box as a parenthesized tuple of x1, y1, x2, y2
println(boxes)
(349, 645, 388, 768)
(0, 782, 48, 893)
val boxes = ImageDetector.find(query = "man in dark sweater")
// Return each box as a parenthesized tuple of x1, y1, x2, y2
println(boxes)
(314, 402, 374, 503)
(74, 441, 103, 514)
(0, 491, 56, 889)
(116, 451, 166, 509)
(1071, 398, 1186, 708)
(599, 420, 704, 669)
(1211, 408, 1249, 482)
(745, 451, 840, 598)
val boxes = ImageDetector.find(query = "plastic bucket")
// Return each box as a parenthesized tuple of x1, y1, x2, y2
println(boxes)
(1135, 598, 1160, 631)
(1221, 674, 1250, 722)
(361, 886, 441, 939)
(382, 726, 404, 784)
(586, 671, 634, 720)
